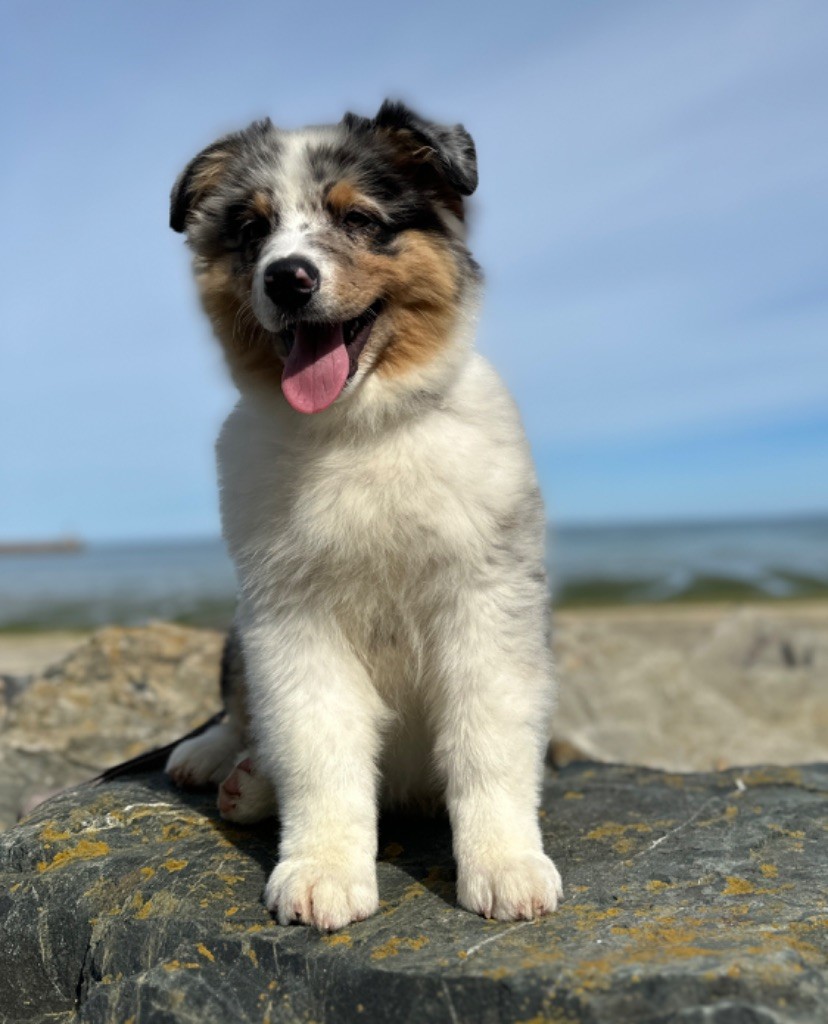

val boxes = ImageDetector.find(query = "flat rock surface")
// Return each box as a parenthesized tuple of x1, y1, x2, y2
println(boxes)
(1, 763, 825, 1023)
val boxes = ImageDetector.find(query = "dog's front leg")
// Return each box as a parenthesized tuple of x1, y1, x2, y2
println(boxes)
(242, 614, 386, 931)
(433, 588, 563, 921)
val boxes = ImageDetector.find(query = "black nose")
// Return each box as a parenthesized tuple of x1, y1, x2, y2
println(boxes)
(263, 256, 320, 310)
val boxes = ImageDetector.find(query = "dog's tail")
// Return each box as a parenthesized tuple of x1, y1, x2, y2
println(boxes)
(91, 710, 226, 784)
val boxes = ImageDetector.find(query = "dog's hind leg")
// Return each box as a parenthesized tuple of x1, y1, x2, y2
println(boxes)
(217, 755, 278, 823)
(166, 719, 243, 789)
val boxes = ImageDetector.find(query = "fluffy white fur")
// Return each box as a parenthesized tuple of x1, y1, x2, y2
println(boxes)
(166, 123, 562, 931)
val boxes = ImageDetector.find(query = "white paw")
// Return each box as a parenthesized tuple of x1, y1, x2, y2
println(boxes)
(457, 850, 563, 921)
(165, 723, 240, 789)
(264, 855, 379, 931)
(217, 757, 277, 823)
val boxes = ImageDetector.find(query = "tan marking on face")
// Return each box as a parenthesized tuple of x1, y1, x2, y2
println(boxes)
(325, 229, 459, 380)
(250, 190, 273, 220)
(325, 180, 384, 219)
(326, 180, 360, 214)
(196, 258, 283, 387)
(373, 232, 459, 377)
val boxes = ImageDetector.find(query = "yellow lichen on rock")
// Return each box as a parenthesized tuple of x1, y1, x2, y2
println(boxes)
(37, 839, 110, 873)
(586, 822, 649, 840)
(135, 890, 179, 919)
(723, 877, 756, 896)
(371, 935, 429, 960)
(162, 960, 200, 972)
(40, 821, 72, 842)
(585, 821, 655, 854)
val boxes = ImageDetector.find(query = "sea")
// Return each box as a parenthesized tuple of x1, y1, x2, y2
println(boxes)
(1, 515, 826, 631)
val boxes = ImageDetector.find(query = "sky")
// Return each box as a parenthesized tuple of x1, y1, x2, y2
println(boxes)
(2, 0, 827, 541)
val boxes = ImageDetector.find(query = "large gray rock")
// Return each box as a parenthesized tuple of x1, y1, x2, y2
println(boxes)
(553, 606, 828, 771)
(1, 763, 825, 1023)
(0, 624, 224, 830)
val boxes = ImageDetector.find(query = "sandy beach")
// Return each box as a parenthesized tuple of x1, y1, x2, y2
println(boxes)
(0, 631, 91, 677)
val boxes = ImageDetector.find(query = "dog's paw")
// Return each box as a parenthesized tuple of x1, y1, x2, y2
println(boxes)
(457, 850, 563, 921)
(217, 758, 277, 823)
(264, 855, 379, 931)
(165, 726, 238, 789)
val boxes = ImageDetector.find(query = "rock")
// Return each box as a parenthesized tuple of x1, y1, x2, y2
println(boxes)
(0, 624, 223, 830)
(553, 606, 828, 771)
(1, 763, 825, 1023)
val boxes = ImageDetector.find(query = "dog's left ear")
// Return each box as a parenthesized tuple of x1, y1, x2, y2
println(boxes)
(372, 100, 478, 198)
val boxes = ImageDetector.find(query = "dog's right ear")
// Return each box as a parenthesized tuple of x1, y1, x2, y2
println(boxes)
(170, 136, 236, 233)
(169, 119, 273, 233)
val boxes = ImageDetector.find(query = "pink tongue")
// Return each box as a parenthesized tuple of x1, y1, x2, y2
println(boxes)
(281, 322, 349, 414)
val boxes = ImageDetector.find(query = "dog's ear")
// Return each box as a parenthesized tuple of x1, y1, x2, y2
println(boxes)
(170, 137, 236, 234)
(372, 100, 478, 198)
(169, 119, 273, 233)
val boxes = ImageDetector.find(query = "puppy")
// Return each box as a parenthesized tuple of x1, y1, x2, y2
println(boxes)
(165, 101, 562, 930)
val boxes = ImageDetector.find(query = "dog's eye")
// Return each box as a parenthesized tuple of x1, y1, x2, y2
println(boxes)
(240, 216, 270, 243)
(225, 205, 271, 248)
(342, 209, 374, 230)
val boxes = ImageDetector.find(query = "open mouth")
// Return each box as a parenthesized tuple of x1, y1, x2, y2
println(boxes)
(278, 300, 382, 414)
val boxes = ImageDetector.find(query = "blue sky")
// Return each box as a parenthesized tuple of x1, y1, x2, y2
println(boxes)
(2, 0, 827, 541)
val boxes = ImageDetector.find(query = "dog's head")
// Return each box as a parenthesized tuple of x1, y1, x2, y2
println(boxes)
(172, 101, 480, 416)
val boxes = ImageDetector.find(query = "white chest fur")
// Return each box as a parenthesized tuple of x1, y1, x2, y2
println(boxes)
(218, 355, 544, 615)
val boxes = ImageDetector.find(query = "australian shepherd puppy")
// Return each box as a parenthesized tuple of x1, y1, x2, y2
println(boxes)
(165, 101, 562, 931)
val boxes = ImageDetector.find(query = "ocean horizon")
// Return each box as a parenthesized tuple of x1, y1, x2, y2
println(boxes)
(1, 513, 827, 631)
